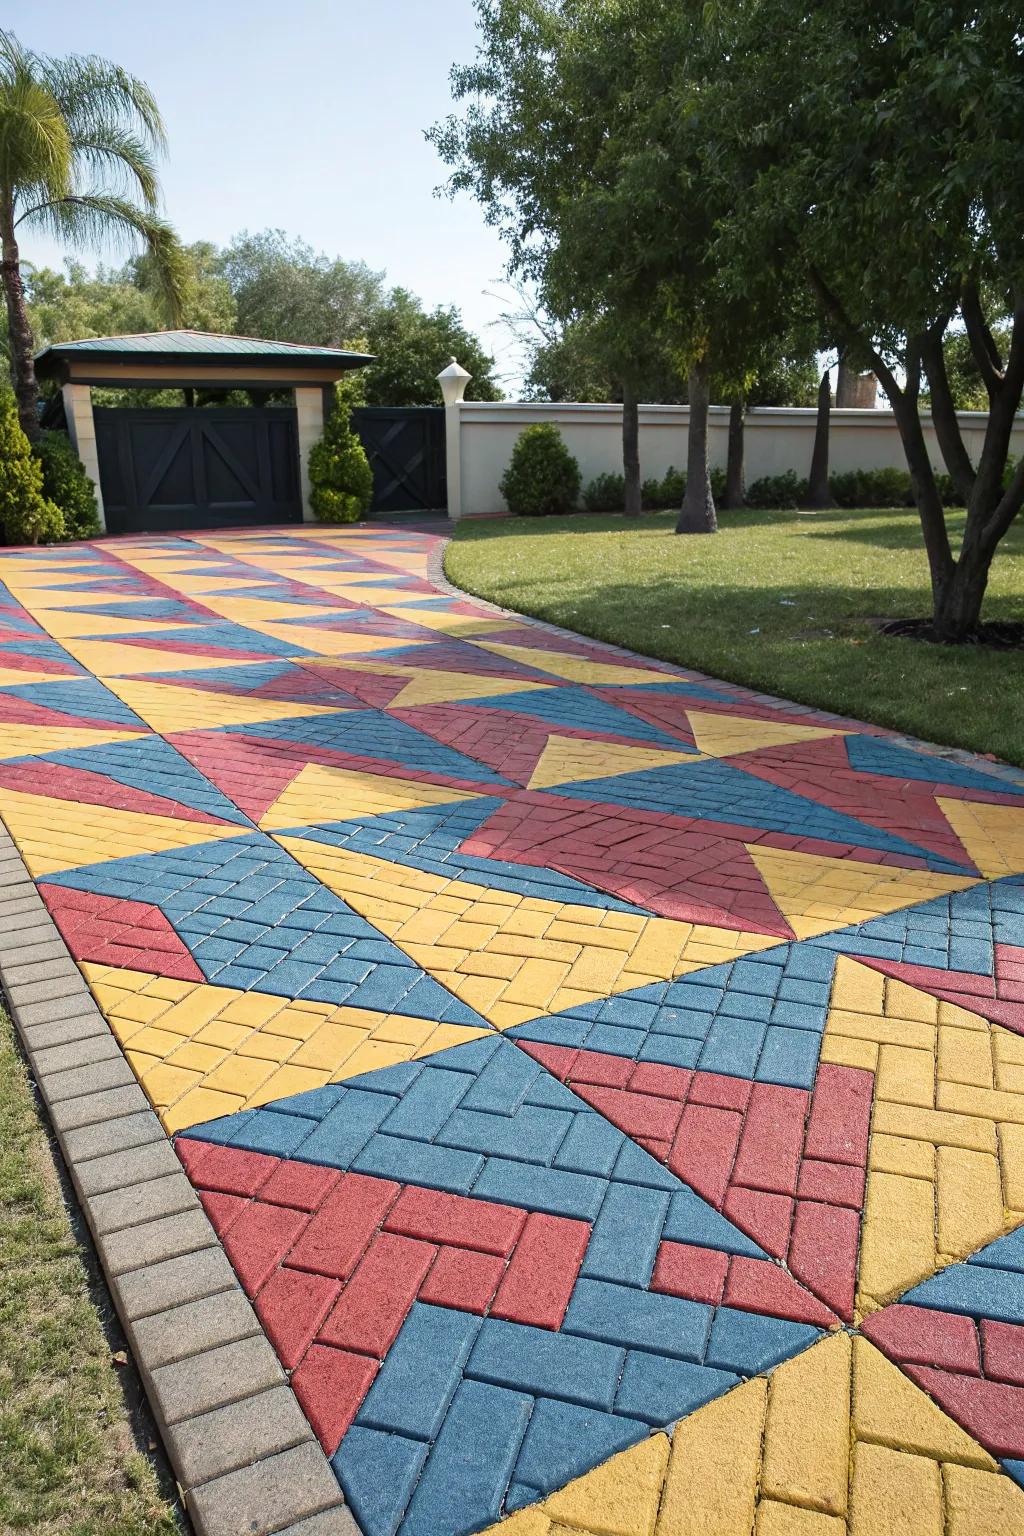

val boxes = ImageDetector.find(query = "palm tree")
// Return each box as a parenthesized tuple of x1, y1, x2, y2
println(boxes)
(0, 30, 184, 438)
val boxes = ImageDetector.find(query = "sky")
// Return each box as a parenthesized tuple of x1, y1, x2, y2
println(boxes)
(16, 1, 525, 380)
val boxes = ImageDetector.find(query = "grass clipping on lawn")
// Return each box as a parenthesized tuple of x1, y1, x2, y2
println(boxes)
(0, 1009, 182, 1536)
(446, 506, 1024, 768)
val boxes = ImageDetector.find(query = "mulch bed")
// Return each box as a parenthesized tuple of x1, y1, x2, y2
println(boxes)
(879, 617, 1024, 650)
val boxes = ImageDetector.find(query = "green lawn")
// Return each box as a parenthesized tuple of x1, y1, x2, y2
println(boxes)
(445, 506, 1024, 768)
(0, 1009, 183, 1536)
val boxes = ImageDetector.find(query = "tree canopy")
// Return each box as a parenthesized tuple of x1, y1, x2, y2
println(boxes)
(361, 288, 501, 405)
(430, 0, 817, 526)
(16, 228, 503, 406)
(23, 243, 235, 348)
(218, 229, 385, 350)
(703, 0, 1024, 637)
(435, 0, 1023, 633)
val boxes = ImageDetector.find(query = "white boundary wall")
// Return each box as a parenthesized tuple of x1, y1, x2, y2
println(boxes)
(445, 401, 1024, 519)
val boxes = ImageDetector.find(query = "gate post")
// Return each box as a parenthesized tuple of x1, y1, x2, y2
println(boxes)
(294, 387, 324, 523)
(61, 383, 107, 533)
(437, 359, 471, 521)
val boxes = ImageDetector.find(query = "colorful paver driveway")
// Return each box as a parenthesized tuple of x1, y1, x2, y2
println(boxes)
(3, 523, 1024, 1535)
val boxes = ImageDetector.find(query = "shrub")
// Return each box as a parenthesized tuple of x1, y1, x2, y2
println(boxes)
(745, 470, 808, 508)
(639, 466, 679, 509)
(640, 476, 666, 509)
(0, 390, 65, 545)
(500, 423, 581, 516)
(582, 471, 626, 512)
(933, 471, 965, 507)
(828, 466, 914, 508)
(33, 431, 100, 539)
(641, 465, 727, 510)
(308, 388, 374, 524)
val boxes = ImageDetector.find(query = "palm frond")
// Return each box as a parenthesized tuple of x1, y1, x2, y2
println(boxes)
(18, 192, 186, 323)
(66, 123, 160, 208)
(38, 52, 167, 155)
(0, 36, 71, 199)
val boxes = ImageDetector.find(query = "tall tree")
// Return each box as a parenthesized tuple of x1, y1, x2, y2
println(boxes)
(430, 0, 735, 531)
(361, 288, 502, 405)
(708, 1, 1024, 640)
(0, 30, 183, 437)
(217, 229, 385, 349)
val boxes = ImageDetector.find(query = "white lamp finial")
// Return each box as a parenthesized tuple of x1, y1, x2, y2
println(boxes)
(437, 359, 472, 407)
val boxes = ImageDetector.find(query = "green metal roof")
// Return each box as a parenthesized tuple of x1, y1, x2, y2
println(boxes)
(36, 329, 372, 361)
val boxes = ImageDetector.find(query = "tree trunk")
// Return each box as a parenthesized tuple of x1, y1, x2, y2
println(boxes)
(676, 359, 717, 534)
(836, 356, 878, 408)
(723, 393, 745, 509)
(886, 388, 991, 641)
(802, 368, 835, 509)
(622, 380, 641, 515)
(805, 266, 1024, 641)
(0, 200, 40, 441)
(931, 554, 991, 642)
(927, 468, 1018, 642)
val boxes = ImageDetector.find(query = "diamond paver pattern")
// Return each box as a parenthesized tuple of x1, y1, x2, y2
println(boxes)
(1, 524, 1024, 1535)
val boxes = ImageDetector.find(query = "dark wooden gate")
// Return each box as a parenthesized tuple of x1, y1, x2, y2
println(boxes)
(351, 406, 447, 515)
(93, 406, 302, 534)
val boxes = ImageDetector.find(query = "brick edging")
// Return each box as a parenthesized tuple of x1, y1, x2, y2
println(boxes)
(0, 822, 359, 1536)
(430, 532, 1024, 793)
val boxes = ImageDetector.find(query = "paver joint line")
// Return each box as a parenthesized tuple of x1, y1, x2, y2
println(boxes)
(0, 524, 1022, 1536)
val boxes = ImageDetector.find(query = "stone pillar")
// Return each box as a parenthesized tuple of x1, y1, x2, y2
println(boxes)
(437, 359, 472, 521)
(61, 382, 106, 533)
(294, 387, 325, 523)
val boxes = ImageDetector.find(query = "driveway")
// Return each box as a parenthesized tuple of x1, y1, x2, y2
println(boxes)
(2, 523, 1024, 1536)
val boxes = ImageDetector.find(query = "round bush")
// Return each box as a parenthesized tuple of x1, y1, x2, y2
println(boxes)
(33, 430, 100, 540)
(308, 389, 374, 524)
(499, 423, 581, 516)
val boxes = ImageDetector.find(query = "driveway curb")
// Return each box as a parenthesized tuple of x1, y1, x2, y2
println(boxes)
(0, 817, 359, 1536)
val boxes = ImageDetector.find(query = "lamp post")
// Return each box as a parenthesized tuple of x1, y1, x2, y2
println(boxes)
(437, 358, 472, 520)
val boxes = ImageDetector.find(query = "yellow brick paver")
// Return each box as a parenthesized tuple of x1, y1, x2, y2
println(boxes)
(276, 833, 780, 1029)
(820, 957, 1024, 1311)
(81, 963, 490, 1132)
(480, 1336, 1024, 1535)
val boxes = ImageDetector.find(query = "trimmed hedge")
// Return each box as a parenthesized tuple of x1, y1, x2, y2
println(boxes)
(582, 465, 727, 513)
(745, 471, 808, 508)
(829, 467, 914, 508)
